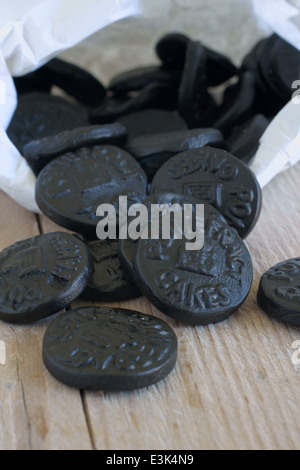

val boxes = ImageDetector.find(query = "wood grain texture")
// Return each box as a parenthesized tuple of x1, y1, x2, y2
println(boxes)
(0, 161, 297, 450)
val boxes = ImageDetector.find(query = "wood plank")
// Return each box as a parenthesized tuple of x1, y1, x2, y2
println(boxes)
(0, 192, 92, 450)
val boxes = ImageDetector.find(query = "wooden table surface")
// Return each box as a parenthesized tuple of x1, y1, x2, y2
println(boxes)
(0, 157, 300, 450)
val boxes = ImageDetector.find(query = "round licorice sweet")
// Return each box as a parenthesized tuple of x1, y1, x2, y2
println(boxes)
(23, 124, 127, 175)
(0, 232, 93, 324)
(90, 83, 178, 124)
(258, 259, 300, 326)
(36, 145, 147, 238)
(151, 147, 262, 239)
(156, 33, 190, 70)
(43, 306, 178, 391)
(178, 41, 215, 128)
(82, 239, 141, 302)
(127, 128, 225, 161)
(227, 114, 270, 164)
(213, 72, 256, 136)
(39, 58, 107, 107)
(156, 33, 238, 86)
(127, 128, 225, 180)
(133, 204, 253, 325)
(7, 93, 88, 151)
(109, 66, 181, 94)
(117, 110, 187, 140)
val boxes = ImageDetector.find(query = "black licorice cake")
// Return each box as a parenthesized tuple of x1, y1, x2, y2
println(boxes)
(14, 58, 106, 107)
(151, 147, 262, 240)
(212, 72, 257, 136)
(117, 109, 187, 139)
(35, 145, 148, 238)
(42, 307, 178, 391)
(23, 124, 128, 175)
(258, 259, 300, 326)
(7, 93, 88, 151)
(126, 128, 225, 180)
(127, 128, 225, 161)
(156, 32, 238, 85)
(109, 65, 181, 94)
(0, 233, 93, 324)
(133, 205, 253, 326)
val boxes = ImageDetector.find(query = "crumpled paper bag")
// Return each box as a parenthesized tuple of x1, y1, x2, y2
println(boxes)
(0, 0, 299, 213)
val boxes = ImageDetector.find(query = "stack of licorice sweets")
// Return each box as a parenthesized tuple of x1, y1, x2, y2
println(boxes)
(1, 32, 299, 392)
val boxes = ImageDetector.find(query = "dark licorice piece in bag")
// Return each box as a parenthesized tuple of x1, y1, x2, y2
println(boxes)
(7, 93, 89, 151)
(227, 114, 270, 164)
(212, 72, 256, 136)
(178, 41, 216, 128)
(126, 128, 225, 179)
(117, 109, 187, 139)
(156, 32, 190, 70)
(156, 32, 238, 86)
(15, 58, 106, 107)
(23, 124, 128, 175)
(109, 66, 182, 94)
(89, 83, 178, 124)
(270, 37, 300, 101)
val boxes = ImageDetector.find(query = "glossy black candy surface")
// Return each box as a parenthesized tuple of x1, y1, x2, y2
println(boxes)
(133, 205, 253, 325)
(43, 307, 178, 391)
(227, 114, 270, 164)
(109, 66, 181, 94)
(7, 93, 88, 152)
(13, 58, 106, 107)
(258, 259, 300, 326)
(151, 147, 262, 239)
(156, 32, 238, 85)
(40, 58, 107, 107)
(90, 83, 178, 124)
(127, 128, 225, 180)
(117, 110, 187, 140)
(0, 233, 93, 324)
(213, 72, 256, 136)
(127, 128, 224, 161)
(156, 33, 190, 70)
(178, 41, 214, 128)
(23, 124, 127, 175)
(36, 146, 147, 238)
